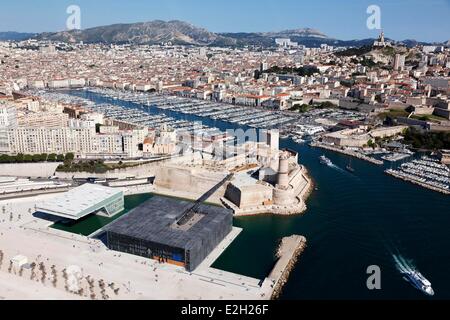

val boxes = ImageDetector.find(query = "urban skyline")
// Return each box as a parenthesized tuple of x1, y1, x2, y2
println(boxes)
(0, 0, 449, 42)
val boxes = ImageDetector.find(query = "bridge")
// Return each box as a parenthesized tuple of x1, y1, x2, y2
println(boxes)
(177, 173, 234, 226)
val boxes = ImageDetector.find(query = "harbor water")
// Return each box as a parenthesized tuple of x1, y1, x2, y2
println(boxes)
(66, 90, 450, 300)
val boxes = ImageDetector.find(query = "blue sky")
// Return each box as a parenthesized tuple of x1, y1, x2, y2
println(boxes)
(1, 0, 449, 41)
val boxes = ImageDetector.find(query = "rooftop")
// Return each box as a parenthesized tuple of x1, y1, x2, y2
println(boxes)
(231, 173, 260, 188)
(36, 183, 123, 220)
(104, 196, 233, 251)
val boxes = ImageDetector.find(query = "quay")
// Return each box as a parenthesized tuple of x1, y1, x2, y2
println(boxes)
(311, 142, 384, 165)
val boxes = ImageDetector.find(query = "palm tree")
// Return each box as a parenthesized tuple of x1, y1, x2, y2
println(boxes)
(51, 265, 58, 287)
(30, 262, 37, 280)
(39, 262, 47, 283)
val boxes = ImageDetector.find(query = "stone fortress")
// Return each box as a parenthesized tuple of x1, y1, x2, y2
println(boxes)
(143, 128, 312, 216)
(220, 130, 312, 216)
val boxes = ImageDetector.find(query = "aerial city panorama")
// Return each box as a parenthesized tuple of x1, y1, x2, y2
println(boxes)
(0, 0, 449, 309)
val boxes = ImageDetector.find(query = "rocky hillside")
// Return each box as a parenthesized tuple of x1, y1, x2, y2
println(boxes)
(37, 20, 222, 45)
(36, 21, 335, 47)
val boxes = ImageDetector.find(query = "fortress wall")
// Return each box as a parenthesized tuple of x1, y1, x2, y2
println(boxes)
(55, 161, 160, 180)
(155, 165, 227, 197)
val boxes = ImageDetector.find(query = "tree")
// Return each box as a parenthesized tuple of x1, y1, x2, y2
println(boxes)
(32, 154, 42, 162)
(0, 154, 11, 163)
(16, 153, 24, 163)
(23, 154, 33, 162)
(48, 154, 57, 162)
(57, 154, 65, 162)
(403, 128, 450, 150)
(290, 104, 311, 113)
(65, 153, 75, 161)
(317, 101, 336, 109)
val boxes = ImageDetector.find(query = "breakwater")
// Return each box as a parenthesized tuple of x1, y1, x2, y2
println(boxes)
(265, 235, 307, 300)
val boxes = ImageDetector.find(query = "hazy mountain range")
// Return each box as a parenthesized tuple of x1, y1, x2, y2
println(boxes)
(0, 31, 36, 41)
(1, 20, 446, 48)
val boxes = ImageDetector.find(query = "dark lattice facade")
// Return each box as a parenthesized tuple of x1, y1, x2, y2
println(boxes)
(105, 196, 233, 271)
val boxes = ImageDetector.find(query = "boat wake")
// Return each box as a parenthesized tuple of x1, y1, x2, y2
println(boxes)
(330, 164, 359, 180)
(393, 254, 416, 273)
(330, 164, 347, 174)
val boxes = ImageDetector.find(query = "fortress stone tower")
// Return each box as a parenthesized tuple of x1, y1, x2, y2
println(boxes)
(277, 153, 290, 189)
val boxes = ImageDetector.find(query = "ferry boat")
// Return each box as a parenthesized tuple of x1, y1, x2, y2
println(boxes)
(394, 255, 434, 296)
(403, 270, 435, 296)
(319, 155, 333, 166)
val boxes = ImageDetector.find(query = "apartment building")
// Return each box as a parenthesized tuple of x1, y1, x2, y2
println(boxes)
(17, 112, 69, 128)
(7, 127, 95, 155)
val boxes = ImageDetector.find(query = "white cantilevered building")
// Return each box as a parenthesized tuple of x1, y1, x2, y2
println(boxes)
(36, 184, 124, 220)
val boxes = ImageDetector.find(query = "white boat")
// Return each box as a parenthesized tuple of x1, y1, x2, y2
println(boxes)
(319, 155, 333, 166)
(293, 137, 305, 144)
(393, 255, 434, 296)
(403, 270, 434, 296)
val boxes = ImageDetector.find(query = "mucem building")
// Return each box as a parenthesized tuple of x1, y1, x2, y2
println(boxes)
(104, 196, 233, 271)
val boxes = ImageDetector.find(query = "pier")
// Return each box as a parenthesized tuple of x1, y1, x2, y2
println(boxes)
(262, 235, 307, 300)
(386, 170, 450, 195)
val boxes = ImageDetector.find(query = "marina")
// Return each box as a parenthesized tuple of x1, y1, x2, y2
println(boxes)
(386, 157, 450, 195)
(29, 88, 364, 143)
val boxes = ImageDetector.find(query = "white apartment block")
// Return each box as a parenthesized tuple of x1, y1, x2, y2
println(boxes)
(122, 128, 148, 158)
(7, 125, 147, 158)
(93, 134, 124, 156)
(18, 112, 69, 128)
(7, 127, 95, 155)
